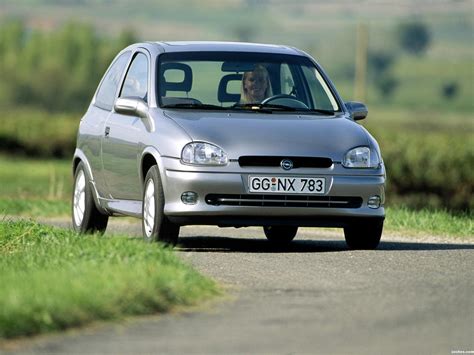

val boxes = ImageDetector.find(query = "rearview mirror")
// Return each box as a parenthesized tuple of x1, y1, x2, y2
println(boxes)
(114, 97, 154, 132)
(114, 97, 148, 119)
(345, 101, 368, 121)
(221, 61, 256, 72)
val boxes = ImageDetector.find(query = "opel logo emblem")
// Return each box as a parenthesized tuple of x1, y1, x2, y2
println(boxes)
(281, 159, 293, 170)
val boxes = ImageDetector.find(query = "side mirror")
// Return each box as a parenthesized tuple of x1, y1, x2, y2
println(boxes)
(345, 101, 368, 121)
(114, 97, 154, 132)
(114, 97, 148, 119)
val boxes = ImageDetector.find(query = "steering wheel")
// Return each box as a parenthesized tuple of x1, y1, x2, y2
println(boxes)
(261, 94, 309, 109)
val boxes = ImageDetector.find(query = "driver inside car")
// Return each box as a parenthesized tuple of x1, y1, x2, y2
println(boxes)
(240, 64, 273, 104)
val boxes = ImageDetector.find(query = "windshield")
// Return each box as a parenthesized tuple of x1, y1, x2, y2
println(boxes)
(157, 52, 340, 113)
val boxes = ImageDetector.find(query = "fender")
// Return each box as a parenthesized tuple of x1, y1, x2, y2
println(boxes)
(72, 148, 110, 215)
(140, 146, 169, 187)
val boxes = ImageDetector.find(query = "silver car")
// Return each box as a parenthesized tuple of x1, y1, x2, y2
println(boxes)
(72, 41, 385, 249)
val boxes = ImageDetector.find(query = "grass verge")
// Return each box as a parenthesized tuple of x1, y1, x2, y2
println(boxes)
(0, 219, 219, 339)
(0, 199, 69, 217)
(385, 207, 473, 238)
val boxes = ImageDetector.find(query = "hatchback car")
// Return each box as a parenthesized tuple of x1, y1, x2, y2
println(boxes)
(72, 41, 385, 249)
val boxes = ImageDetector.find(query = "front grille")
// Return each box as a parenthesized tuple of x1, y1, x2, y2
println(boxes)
(205, 194, 362, 208)
(238, 156, 333, 168)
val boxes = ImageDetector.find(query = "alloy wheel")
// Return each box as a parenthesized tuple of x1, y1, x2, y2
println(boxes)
(143, 179, 156, 238)
(73, 170, 86, 227)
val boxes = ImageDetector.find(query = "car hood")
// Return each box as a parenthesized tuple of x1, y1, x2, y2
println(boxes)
(163, 111, 369, 161)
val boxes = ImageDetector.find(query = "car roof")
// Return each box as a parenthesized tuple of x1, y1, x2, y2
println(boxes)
(144, 41, 304, 56)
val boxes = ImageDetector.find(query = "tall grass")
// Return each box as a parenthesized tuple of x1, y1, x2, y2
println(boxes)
(0, 220, 219, 338)
(385, 207, 473, 238)
(0, 155, 71, 216)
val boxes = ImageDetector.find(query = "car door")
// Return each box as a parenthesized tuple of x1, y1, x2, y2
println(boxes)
(82, 51, 131, 196)
(101, 51, 150, 201)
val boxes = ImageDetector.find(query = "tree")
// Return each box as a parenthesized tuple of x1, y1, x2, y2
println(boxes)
(0, 20, 27, 106)
(368, 50, 399, 98)
(375, 76, 399, 98)
(368, 50, 396, 75)
(0, 19, 138, 111)
(397, 21, 432, 56)
(441, 82, 459, 100)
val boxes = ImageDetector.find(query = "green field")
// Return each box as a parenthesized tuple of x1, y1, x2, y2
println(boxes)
(0, 155, 71, 216)
(0, 219, 219, 339)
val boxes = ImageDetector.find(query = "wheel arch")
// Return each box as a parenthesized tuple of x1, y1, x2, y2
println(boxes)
(72, 149, 109, 215)
(72, 149, 93, 177)
(140, 147, 166, 185)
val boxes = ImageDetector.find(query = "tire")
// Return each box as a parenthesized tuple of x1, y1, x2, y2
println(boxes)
(142, 165, 180, 245)
(344, 220, 383, 250)
(72, 162, 108, 234)
(263, 225, 298, 244)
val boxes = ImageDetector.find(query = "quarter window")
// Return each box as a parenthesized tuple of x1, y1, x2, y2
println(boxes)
(120, 53, 148, 101)
(95, 51, 130, 111)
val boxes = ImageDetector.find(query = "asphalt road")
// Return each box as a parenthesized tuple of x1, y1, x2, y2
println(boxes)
(4, 220, 474, 355)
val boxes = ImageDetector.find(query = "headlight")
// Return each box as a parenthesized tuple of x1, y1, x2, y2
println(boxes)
(181, 142, 228, 166)
(343, 146, 380, 168)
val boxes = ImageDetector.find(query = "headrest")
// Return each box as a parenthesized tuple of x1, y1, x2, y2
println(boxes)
(218, 73, 242, 103)
(160, 63, 192, 95)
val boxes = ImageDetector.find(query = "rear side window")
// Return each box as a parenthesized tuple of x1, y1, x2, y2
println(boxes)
(95, 51, 131, 111)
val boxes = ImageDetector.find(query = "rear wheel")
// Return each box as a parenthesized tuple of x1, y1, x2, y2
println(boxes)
(344, 220, 383, 250)
(72, 162, 108, 234)
(263, 225, 298, 244)
(142, 165, 180, 245)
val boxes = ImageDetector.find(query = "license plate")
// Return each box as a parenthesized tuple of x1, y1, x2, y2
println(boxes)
(248, 176, 325, 194)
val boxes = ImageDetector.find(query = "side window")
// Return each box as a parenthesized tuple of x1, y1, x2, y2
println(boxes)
(280, 64, 294, 95)
(301, 65, 338, 111)
(120, 53, 148, 101)
(95, 51, 130, 111)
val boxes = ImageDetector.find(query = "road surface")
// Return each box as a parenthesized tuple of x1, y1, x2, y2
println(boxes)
(3, 220, 474, 354)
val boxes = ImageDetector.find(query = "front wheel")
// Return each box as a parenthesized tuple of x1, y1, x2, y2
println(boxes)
(263, 225, 298, 244)
(142, 166, 180, 245)
(72, 162, 108, 234)
(344, 220, 383, 250)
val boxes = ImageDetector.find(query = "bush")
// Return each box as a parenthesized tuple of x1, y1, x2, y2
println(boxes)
(0, 109, 78, 158)
(372, 128, 473, 212)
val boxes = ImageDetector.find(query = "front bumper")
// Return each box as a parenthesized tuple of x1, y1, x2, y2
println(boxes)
(161, 158, 385, 227)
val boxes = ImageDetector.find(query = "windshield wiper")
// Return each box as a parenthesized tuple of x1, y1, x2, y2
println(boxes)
(162, 102, 335, 115)
(233, 103, 335, 115)
(233, 103, 298, 112)
(162, 103, 228, 110)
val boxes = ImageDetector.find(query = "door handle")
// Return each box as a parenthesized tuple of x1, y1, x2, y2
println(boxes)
(104, 126, 110, 138)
